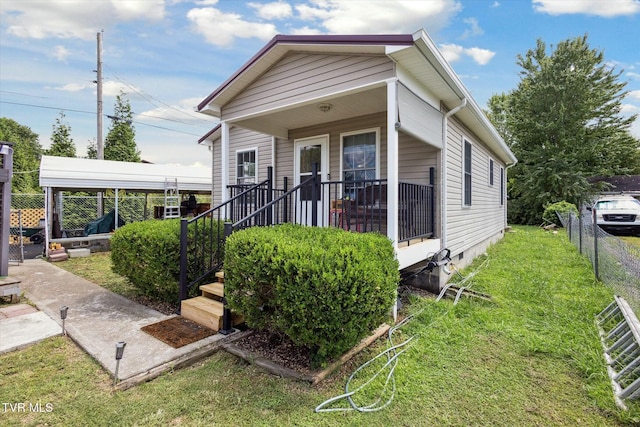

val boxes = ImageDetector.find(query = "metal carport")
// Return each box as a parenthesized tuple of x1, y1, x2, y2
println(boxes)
(38, 155, 212, 254)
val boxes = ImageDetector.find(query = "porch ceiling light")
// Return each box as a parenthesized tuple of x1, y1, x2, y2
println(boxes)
(318, 103, 332, 113)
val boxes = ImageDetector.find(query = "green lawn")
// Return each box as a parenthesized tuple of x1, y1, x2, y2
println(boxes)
(1, 226, 639, 426)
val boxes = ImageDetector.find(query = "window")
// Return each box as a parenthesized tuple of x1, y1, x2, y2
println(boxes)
(236, 149, 256, 185)
(341, 129, 379, 198)
(500, 167, 505, 206)
(463, 140, 472, 206)
(489, 159, 494, 186)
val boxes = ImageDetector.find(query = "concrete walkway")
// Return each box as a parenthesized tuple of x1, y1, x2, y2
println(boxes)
(3, 259, 229, 386)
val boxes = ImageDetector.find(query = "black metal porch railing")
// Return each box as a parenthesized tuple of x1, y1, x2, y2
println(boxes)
(180, 164, 436, 306)
(178, 168, 280, 303)
(230, 164, 435, 242)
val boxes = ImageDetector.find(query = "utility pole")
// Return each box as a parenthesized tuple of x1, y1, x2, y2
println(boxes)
(96, 30, 103, 160)
(96, 30, 104, 216)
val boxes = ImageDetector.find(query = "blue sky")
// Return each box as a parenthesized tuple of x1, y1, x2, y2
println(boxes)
(1, 0, 638, 167)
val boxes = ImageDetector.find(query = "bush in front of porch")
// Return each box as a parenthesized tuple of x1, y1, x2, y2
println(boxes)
(110, 218, 225, 301)
(224, 224, 399, 366)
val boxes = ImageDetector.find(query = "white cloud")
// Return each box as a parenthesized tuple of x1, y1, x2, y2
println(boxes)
(466, 47, 495, 65)
(294, 0, 462, 34)
(439, 43, 465, 63)
(102, 80, 139, 98)
(628, 72, 640, 80)
(289, 26, 323, 35)
(249, 1, 293, 20)
(628, 90, 640, 101)
(533, 0, 640, 17)
(2, 0, 166, 40)
(53, 83, 89, 92)
(51, 45, 71, 61)
(138, 98, 209, 123)
(460, 17, 483, 39)
(187, 7, 278, 47)
(491, 1, 501, 7)
(440, 43, 495, 65)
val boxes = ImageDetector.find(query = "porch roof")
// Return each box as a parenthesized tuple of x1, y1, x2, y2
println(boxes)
(39, 155, 212, 194)
(197, 29, 516, 165)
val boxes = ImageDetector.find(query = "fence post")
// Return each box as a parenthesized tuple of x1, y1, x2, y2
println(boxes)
(593, 207, 599, 280)
(283, 177, 288, 223)
(311, 162, 318, 227)
(579, 210, 583, 254)
(266, 166, 273, 226)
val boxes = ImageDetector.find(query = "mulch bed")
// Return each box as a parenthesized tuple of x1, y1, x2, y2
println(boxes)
(141, 316, 215, 348)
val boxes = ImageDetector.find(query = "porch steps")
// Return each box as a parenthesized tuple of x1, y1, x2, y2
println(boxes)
(180, 271, 243, 332)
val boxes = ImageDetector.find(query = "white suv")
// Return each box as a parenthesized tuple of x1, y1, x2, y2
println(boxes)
(593, 195, 640, 235)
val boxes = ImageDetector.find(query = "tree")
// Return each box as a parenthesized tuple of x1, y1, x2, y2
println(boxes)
(46, 111, 76, 157)
(488, 35, 640, 224)
(86, 138, 97, 159)
(104, 92, 141, 162)
(0, 117, 43, 192)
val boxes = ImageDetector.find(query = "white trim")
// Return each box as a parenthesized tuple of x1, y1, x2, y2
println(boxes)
(235, 147, 258, 184)
(339, 127, 381, 185)
(221, 122, 230, 203)
(386, 81, 399, 247)
(293, 134, 330, 226)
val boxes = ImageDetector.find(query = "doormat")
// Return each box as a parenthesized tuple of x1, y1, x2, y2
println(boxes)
(141, 316, 215, 348)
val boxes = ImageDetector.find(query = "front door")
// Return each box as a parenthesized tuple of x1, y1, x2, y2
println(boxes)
(294, 135, 329, 226)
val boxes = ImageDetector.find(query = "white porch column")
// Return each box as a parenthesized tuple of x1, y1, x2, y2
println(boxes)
(386, 80, 399, 248)
(220, 121, 230, 203)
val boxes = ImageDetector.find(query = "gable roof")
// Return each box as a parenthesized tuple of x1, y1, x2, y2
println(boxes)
(197, 29, 516, 165)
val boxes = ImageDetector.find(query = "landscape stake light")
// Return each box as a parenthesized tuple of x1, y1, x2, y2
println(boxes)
(59, 306, 68, 335)
(114, 341, 126, 386)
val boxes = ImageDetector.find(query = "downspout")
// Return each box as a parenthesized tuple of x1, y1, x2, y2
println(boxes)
(441, 97, 467, 249)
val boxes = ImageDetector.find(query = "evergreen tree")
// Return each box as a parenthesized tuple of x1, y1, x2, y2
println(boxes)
(46, 111, 76, 157)
(488, 35, 640, 224)
(0, 117, 43, 192)
(86, 139, 97, 159)
(104, 92, 141, 162)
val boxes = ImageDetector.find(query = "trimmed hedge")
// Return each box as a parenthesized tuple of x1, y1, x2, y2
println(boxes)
(111, 219, 225, 301)
(542, 201, 578, 227)
(224, 224, 399, 365)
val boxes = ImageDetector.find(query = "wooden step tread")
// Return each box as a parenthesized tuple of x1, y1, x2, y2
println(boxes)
(181, 297, 224, 331)
(200, 282, 224, 298)
(182, 296, 224, 315)
(215, 271, 224, 282)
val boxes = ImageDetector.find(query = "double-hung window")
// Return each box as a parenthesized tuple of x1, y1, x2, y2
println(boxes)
(463, 140, 472, 206)
(236, 149, 256, 185)
(341, 129, 379, 198)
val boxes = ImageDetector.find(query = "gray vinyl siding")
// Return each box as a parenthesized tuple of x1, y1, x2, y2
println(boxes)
(228, 127, 273, 184)
(398, 131, 438, 185)
(223, 53, 395, 121)
(446, 116, 507, 257)
(212, 140, 222, 206)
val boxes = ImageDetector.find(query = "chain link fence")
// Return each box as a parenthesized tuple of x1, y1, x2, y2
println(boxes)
(560, 211, 640, 315)
(10, 192, 212, 235)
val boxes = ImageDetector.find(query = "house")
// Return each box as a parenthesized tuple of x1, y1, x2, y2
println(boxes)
(192, 29, 516, 292)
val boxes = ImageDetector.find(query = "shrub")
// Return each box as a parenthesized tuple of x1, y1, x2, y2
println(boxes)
(542, 201, 578, 227)
(111, 219, 225, 301)
(224, 224, 399, 365)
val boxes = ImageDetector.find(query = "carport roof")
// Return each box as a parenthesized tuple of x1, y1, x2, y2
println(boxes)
(39, 155, 212, 194)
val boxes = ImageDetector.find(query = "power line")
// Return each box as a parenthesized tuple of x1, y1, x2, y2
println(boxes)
(104, 65, 212, 127)
(1, 100, 206, 136)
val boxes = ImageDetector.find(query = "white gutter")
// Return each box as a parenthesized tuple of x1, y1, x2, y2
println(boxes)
(441, 98, 467, 249)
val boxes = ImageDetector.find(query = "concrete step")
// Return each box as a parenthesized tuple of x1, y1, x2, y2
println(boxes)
(200, 282, 224, 299)
(181, 297, 224, 331)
